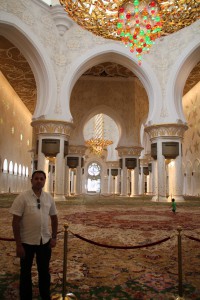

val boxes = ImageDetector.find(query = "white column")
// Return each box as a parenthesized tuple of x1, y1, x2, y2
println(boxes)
(121, 158, 128, 196)
(173, 141, 184, 200)
(102, 173, 108, 194)
(37, 137, 48, 191)
(152, 139, 166, 201)
(127, 169, 131, 196)
(112, 176, 115, 194)
(44, 159, 49, 192)
(151, 160, 157, 196)
(48, 165, 52, 193)
(55, 138, 65, 197)
(108, 168, 112, 194)
(139, 168, 144, 195)
(65, 166, 70, 196)
(74, 171, 77, 194)
(70, 169, 75, 194)
(76, 157, 82, 195)
(130, 169, 134, 196)
(82, 168, 87, 194)
(134, 160, 139, 195)
(37, 137, 46, 171)
(147, 175, 150, 193)
(183, 173, 186, 195)
(149, 171, 153, 194)
(63, 161, 67, 195)
(167, 141, 184, 202)
(114, 176, 118, 194)
(116, 168, 120, 194)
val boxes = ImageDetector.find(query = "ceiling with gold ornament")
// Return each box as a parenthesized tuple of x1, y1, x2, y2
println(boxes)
(0, 35, 199, 114)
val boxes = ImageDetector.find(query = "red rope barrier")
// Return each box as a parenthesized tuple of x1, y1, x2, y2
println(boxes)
(0, 230, 63, 243)
(69, 230, 171, 249)
(0, 237, 15, 241)
(184, 235, 200, 243)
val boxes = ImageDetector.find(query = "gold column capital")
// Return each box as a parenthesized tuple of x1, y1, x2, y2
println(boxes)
(68, 145, 87, 156)
(144, 123, 188, 140)
(31, 119, 74, 139)
(106, 161, 120, 168)
(116, 146, 143, 157)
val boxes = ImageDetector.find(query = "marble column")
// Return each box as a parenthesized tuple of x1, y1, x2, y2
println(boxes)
(31, 119, 74, 197)
(108, 168, 112, 194)
(37, 136, 46, 171)
(156, 139, 166, 201)
(55, 137, 65, 195)
(76, 156, 82, 194)
(139, 167, 145, 195)
(66, 145, 87, 195)
(121, 158, 128, 196)
(116, 147, 143, 197)
(145, 123, 188, 202)
(173, 141, 184, 201)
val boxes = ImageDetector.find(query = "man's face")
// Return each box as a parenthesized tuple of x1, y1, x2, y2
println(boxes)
(31, 173, 46, 190)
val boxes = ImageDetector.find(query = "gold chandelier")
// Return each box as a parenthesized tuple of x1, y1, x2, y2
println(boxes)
(85, 114, 113, 156)
(60, 0, 199, 39)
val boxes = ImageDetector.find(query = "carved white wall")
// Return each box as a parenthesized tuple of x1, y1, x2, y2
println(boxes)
(1, 0, 199, 125)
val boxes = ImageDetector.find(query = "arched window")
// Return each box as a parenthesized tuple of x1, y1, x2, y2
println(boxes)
(14, 163, 18, 175)
(18, 164, 22, 176)
(22, 166, 26, 176)
(9, 161, 13, 174)
(3, 159, 8, 173)
(88, 163, 101, 176)
(26, 167, 29, 177)
(87, 162, 101, 193)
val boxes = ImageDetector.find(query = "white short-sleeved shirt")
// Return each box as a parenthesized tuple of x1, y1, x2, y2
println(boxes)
(9, 189, 57, 245)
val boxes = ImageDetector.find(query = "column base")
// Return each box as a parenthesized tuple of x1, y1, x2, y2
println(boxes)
(54, 195, 66, 201)
(167, 195, 185, 202)
(151, 195, 168, 202)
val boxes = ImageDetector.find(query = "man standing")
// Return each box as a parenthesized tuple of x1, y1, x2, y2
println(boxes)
(10, 170, 58, 300)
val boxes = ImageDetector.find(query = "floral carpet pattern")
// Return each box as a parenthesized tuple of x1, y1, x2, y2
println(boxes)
(0, 195, 200, 300)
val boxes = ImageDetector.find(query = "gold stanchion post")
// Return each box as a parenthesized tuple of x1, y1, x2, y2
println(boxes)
(55, 224, 76, 300)
(176, 226, 185, 300)
(62, 224, 68, 300)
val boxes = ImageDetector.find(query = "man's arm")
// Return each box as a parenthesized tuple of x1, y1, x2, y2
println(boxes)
(12, 215, 25, 258)
(50, 214, 58, 248)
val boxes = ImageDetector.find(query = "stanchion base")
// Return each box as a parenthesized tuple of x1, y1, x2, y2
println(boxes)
(52, 293, 77, 300)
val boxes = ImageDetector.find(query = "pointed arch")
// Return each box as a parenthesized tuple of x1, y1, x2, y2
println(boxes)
(60, 43, 162, 124)
(166, 38, 200, 122)
(0, 12, 57, 119)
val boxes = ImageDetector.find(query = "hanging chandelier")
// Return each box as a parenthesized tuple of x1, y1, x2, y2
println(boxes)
(86, 137, 113, 155)
(117, 0, 162, 64)
(85, 114, 113, 156)
(59, 0, 199, 39)
(60, 0, 199, 63)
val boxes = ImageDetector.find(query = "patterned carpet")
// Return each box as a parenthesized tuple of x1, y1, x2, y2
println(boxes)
(0, 194, 200, 300)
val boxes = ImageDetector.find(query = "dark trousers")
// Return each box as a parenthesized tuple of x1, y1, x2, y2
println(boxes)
(20, 241, 51, 300)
